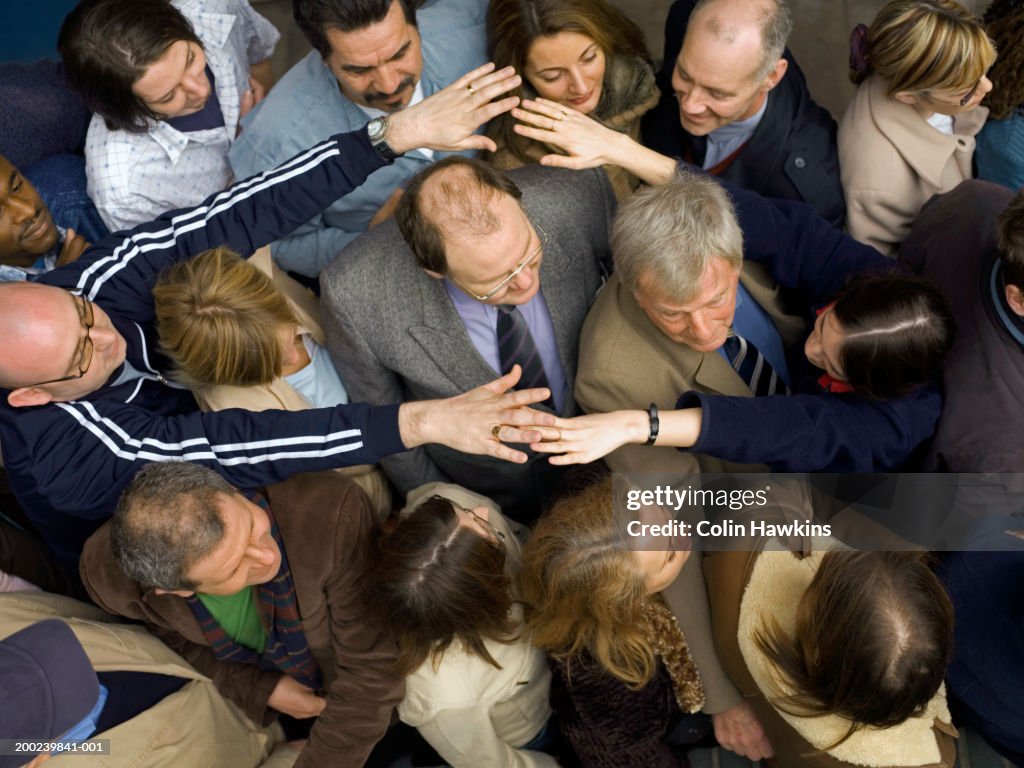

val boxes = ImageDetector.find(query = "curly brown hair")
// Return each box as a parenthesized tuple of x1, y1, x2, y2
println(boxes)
(982, 0, 1024, 119)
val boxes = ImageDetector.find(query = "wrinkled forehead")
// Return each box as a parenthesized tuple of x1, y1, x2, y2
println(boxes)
(637, 255, 740, 309)
(324, 1, 417, 65)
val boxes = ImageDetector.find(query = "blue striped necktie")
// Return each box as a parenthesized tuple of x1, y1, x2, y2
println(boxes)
(722, 331, 790, 397)
(497, 305, 553, 405)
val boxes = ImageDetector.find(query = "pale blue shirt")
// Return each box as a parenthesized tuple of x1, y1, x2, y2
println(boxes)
(358, 82, 435, 162)
(228, 0, 489, 277)
(283, 335, 350, 407)
(717, 281, 791, 387)
(444, 280, 569, 413)
(703, 97, 768, 170)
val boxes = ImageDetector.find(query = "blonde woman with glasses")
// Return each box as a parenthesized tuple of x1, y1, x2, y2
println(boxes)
(838, 0, 996, 256)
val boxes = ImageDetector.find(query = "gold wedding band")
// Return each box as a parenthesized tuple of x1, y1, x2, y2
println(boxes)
(492, 424, 502, 438)
(557, 427, 563, 441)
(467, 83, 476, 95)
(557, 111, 567, 121)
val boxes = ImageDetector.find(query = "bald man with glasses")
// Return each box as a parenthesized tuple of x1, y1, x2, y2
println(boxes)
(320, 157, 616, 521)
(0, 67, 558, 573)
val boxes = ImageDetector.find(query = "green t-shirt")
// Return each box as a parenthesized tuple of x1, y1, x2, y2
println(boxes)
(198, 586, 267, 654)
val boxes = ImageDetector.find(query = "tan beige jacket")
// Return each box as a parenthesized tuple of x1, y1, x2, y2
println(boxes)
(192, 247, 391, 517)
(0, 591, 295, 767)
(839, 75, 987, 256)
(575, 267, 805, 476)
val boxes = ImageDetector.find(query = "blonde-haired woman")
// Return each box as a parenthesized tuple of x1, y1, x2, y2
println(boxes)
(519, 473, 772, 767)
(839, 0, 996, 256)
(153, 246, 390, 515)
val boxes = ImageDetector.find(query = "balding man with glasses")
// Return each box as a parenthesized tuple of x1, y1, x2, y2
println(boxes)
(0, 68, 557, 574)
(321, 157, 616, 521)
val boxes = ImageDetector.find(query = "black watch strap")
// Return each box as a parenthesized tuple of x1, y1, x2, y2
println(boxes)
(645, 403, 660, 445)
(367, 118, 399, 161)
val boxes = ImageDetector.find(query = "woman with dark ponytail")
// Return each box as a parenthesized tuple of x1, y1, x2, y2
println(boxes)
(531, 272, 956, 473)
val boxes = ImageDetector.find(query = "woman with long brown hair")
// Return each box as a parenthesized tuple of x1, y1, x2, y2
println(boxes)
(369, 484, 557, 768)
(520, 473, 771, 767)
(485, 0, 658, 198)
(703, 546, 958, 766)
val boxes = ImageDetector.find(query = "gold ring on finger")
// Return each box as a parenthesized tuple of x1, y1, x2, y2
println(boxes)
(557, 427, 563, 441)
(492, 424, 502, 438)
(557, 111, 567, 121)
(467, 83, 476, 95)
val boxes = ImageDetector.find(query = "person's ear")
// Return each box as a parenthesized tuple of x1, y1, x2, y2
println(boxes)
(153, 587, 196, 598)
(7, 387, 52, 408)
(423, 268, 444, 280)
(1006, 284, 1024, 317)
(763, 58, 788, 90)
(893, 90, 922, 106)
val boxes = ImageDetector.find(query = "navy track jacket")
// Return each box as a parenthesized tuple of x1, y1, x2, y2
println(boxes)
(0, 129, 406, 565)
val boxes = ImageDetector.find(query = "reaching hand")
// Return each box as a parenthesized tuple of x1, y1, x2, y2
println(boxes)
(369, 187, 404, 228)
(513, 98, 678, 186)
(387, 62, 521, 154)
(398, 365, 556, 463)
(267, 675, 326, 720)
(512, 98, 626, 170)
(712, 701, 774, 761)
(239, 75, 268, 120)
(529, 410, 648, 465)
(58, 228, 90, 266)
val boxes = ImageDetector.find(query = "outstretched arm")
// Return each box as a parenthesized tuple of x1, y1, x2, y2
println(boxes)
(511, 98, 678, 186)
(529, 407, 703, 465)
(49, 63, 523, 306)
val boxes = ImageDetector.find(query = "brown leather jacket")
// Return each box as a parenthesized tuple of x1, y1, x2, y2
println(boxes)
(80, 472, 402, 768)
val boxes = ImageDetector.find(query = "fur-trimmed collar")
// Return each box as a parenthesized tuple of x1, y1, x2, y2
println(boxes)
(738, 544, 954, 766)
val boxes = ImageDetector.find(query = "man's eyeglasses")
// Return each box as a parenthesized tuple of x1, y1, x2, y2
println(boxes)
(432, 495, 506, 543)
(451, 225, 548, 302)
(26, 294, 95, 387)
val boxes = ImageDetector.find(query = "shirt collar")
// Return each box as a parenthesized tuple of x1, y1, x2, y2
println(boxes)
(174, 0, 234, 51)
(706, 95, 768, 145)
(357, 80, 426, 121)
(987, 255, 1024, 350)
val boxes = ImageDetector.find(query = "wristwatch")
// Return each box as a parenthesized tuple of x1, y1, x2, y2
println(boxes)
(367, 116, 399, 161)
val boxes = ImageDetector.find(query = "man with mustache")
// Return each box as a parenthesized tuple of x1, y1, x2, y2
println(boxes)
(230, 0, 490, 278)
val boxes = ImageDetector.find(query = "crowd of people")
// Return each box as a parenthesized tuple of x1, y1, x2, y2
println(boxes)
(0, 0, 1022, 766)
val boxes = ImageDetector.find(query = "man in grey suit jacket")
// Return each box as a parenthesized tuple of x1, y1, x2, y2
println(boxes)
(320, 159, 615, 519)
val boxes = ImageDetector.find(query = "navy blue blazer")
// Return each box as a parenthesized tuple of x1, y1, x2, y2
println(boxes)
(643, 0, 845, 228)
